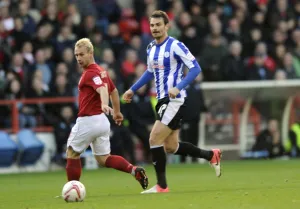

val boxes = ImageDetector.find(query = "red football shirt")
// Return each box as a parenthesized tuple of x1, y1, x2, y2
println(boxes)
(77, 63, 116, 117)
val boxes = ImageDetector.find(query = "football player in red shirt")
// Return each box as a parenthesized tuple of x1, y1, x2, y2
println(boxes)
(65, 38, 148, 190)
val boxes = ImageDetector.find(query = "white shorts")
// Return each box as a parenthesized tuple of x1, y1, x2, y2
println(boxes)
(67, 114, 111, 155)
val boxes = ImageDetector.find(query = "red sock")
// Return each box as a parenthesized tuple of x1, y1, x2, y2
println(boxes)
(105, 155, 133, 174)
(66, 158, 82, 181)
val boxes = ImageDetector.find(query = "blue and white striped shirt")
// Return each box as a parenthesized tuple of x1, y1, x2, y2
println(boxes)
(146, 36, 199, 99)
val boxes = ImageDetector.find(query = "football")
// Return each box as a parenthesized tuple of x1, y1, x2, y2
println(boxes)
(62, 180, 86, 202)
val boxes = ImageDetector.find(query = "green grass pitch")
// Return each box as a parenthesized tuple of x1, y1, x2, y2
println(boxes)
(0, 160, 299, 209)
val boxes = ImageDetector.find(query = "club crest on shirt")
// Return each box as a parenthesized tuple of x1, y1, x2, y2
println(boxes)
(164, 51, 170, 58)
(92, 76, 102, 85)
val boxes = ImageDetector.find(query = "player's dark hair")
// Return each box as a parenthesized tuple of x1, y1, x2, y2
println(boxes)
(149, 10, 169, 25)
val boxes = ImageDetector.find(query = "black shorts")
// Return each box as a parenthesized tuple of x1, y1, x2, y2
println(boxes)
(155, 97, 186, 130)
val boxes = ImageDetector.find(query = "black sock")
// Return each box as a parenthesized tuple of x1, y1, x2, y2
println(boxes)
(174, 142, 213, 161)
(151, 146, 167, 189)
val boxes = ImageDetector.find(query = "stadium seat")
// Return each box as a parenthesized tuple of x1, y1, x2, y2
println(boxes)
(0, 131, 18, 167)
(17, 129, 44, 166)
(241, 150, 269, 159)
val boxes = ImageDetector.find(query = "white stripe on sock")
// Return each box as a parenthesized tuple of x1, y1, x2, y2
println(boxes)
(150, 145, 164, 149)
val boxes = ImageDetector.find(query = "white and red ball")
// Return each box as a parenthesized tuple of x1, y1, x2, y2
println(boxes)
(62, 180, 86, 202)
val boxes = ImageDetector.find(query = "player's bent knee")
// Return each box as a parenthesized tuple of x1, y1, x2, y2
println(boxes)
(164, 142, 178, 153)
(66, 146, 81, 159)
(94, 154, 110, 167)
(149, 134, 165, 146)
(164, 145, 176, 153)
(149, 128, 169, 146)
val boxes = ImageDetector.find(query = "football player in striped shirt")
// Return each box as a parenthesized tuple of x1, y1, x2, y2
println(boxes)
(123, 10, 222, 194)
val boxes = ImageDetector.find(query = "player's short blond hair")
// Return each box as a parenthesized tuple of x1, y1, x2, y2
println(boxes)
(75, 38, 94, 53)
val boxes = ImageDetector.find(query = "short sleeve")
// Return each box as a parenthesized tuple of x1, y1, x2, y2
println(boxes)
(84, 71, 105, 90)
(173, 42, 198, 69)
(99, 71, 116, 93)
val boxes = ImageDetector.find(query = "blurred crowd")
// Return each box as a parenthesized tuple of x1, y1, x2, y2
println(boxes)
(1, 0, 300, 163)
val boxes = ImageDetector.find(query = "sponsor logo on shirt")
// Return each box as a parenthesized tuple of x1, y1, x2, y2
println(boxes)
(152, 59, 165, 70)
(164, 51, 170, 58)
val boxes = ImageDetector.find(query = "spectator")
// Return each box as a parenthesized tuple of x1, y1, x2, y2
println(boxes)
(188, 2, 206, 37)
(291, 30, 300, 75)
(267, 0, 295, 31)
(25, 77, 51, 125)
(31, 49, 52, 88)
(9, 17, 31, 51)
(106, 23, 125, 59)
(21, 41, 35, 65)
(272, 44, 286, 68)
(140, 3, 156, 38)
(32, 23, 53, 51)
(180, 25, 202, 58)
(53, 106, 75, 165)
(90, 30, 111, 62)
(225, 17, 242, 42)
(246, 42, 276, 79)
(126, 35, 147, 63)
(93, 0, 121, 23)
(54, 62, 68, 78)
(61, 48, 76, 73)
(0, 79, 24, 128)
(38, 2, 60, 36)
(249, 11, 267, 38)
(247, 52, 274, 80)
(118, 8, 139, 42)
(274, 69, 287, 80)
(200, 33, 228, 81)
(252, 119, 284, 158)
(9, 52, 27, 82)
(242, 28, 263, 57)
(177, 11, 192, 30)
(0, 2, 14, 33)
(18, 1, 36, 35)
(285, 122, 300, 157)
(78, 15, 96, 39)
(121, 49, 139, 78)
(168, 19, 181, 39)
(281, 52, 299, 79)
(50, 74, 73, 97)
(220, 40, 245, 81)
(66, 3, 81, 27)
(269, 29, 287, 59)
(55, 25, 76, 56)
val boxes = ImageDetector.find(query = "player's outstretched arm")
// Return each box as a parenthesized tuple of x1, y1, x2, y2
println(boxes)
(176, 65, 201, 90)
(96, 85, 113, 115)
(131, 70, 154, 93)
(110, 88, 123, 126)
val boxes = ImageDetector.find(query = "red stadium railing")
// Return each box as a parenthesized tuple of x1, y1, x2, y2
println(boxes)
(0, 97, 76, 133)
